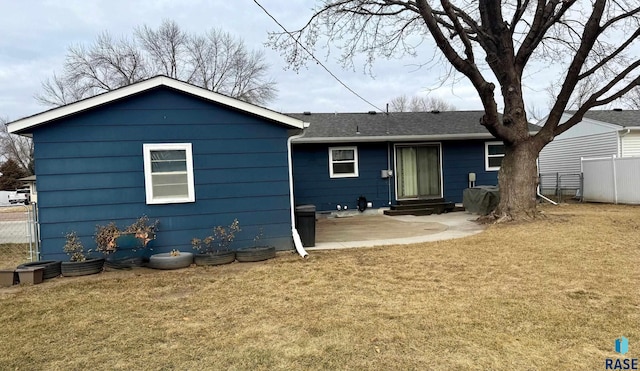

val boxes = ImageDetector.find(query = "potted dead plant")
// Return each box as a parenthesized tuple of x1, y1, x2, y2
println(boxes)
(236, 227, 276, 262)
(96, 216, 159, 269)
(192, 219, 240, 266)
(61, 231, 104, 277)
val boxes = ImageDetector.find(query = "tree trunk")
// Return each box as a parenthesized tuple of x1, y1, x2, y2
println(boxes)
(493, 140, 541, 221)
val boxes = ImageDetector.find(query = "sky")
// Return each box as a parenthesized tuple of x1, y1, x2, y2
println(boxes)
(0, 0, 588, 122)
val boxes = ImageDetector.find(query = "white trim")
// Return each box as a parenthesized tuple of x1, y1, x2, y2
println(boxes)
(143, 143, 195, 205)
(393, 143, 443, 201)
(7, 76, 305, 134)
(328, 146, 359, 178)
(485, 141, 505, 171)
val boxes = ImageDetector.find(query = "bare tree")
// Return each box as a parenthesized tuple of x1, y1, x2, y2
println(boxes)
(186, 29, 277, 104)
(1, 117, 34, 175)
(390, 94, 456, 112)
(268, 1, 640, 220)
(621, 86, 640, 109)
(389, 95, 409, 112)
(544, 76, 612, 112)
(37, 20, 277, 106)
(135, 21, 188, 80)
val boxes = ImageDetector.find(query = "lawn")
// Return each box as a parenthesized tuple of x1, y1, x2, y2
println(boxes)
(0, 243, 32, 268)
(0, 203, 638, 370)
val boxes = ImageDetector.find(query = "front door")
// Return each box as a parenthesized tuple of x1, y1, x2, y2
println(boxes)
(395, 144, 441, 199)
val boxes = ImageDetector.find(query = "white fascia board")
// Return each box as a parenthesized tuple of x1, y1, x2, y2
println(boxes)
(7, 76, 304, 134)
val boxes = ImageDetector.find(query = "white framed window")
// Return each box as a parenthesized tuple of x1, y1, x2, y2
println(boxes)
(485, 141, 506, 171)
(329, 146, 359, 178)
(143, 143, 195, 204)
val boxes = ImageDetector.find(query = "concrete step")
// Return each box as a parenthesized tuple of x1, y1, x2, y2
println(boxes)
(396, 198, 446, 205)
(394, 202, 455, 213)
(391, 203, 441, 210)
(383, 208, 434, 216)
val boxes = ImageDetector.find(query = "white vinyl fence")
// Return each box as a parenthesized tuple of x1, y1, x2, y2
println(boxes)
(581, 156, 640, 204)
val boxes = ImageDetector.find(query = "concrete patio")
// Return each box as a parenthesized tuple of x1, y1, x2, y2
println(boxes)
(307, 211, 486, 250)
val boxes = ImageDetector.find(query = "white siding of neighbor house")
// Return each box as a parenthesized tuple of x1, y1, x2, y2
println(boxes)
(539, 131, 619, 192)
(544, 114, 621, 140)
(620, 132, 640, 157)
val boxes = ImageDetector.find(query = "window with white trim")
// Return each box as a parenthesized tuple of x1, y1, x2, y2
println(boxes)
(143, 143, 195, 204)
(329, 146, 359, 178)
(485, 141, 506, 171)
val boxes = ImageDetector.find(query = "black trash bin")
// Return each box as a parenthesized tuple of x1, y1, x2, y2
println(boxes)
(295, 205, 316, 247)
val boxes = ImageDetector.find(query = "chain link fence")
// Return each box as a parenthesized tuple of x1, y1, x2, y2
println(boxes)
(539, 172, 583, 203)
(0, 204, 39, 270)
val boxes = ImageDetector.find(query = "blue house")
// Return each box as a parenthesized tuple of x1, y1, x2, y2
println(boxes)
(288, 111, 530, 213)
(7, 76, 306, 261)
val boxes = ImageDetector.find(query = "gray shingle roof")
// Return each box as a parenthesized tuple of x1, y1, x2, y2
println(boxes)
(567, 109, 640, 127)
(289, 111, 539, 143)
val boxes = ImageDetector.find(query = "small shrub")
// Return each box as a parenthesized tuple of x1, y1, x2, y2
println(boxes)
(95, 222, 120, 254)
(63, 231, 89, 262)
(192, 219, 241, 254)
(95, 216, 159, 254)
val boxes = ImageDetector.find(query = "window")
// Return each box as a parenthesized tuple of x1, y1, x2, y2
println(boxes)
(143, 143, 195, 204)
(485, 141, 506, 171)
(329, 146, 359, 178)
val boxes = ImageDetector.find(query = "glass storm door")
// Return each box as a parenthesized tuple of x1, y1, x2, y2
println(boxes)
(396, 145, 441, 199)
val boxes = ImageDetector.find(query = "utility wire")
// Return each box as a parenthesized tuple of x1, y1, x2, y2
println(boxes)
(253, 0, 386, 113)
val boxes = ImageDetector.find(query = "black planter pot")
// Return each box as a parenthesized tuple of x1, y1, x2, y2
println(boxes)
(235, 246, 276, 262)
(147, 252, 193, 270)
(104, 255, 145, 270)
(104, 247, 146, 270)
(17, 260, 62, 280)
(61, 258, 105, 277)
(194, 251, 236, 266)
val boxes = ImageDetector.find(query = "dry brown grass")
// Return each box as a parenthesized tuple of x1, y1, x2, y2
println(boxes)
(0, 203, 638, 370)
(0, 243, 32, 269)
(0, 206, 28, 213)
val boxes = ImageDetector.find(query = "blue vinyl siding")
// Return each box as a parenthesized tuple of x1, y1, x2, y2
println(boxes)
(441, 140, 498, 203)
(32, 87, 294, 261)
(293, 143, 393, 211)
(293, 140, 498, 209)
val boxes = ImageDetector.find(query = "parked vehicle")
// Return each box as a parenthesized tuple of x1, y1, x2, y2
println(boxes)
(8, 188, 30, 205)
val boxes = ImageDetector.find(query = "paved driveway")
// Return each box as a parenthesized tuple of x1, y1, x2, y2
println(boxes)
(308, 211, 485, 250)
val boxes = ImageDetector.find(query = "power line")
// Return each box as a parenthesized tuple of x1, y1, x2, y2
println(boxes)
(253, 0, 386, 113)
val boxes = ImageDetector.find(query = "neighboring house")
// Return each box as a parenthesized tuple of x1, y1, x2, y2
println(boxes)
(7, 76, 306, 261)
(288, 111, 538, 212)
(538, 109, 640, 195)
(18, 175, 37, 203)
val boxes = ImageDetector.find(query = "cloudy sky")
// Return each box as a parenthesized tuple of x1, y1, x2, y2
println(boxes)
(1, 1, 567, 121)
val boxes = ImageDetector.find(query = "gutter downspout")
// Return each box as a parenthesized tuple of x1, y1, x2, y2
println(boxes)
(288, 127, 309, 258)
(619, 128, 631, 157)
(387, 142, 392, 206)
(537, 185, 558, 205)
(536, 157, 557, 205)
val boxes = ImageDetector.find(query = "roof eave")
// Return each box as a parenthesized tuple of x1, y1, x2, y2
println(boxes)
(293, 131, 540, 143)
(292, 132, 540, 143)
(7, 76, 305, 134)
